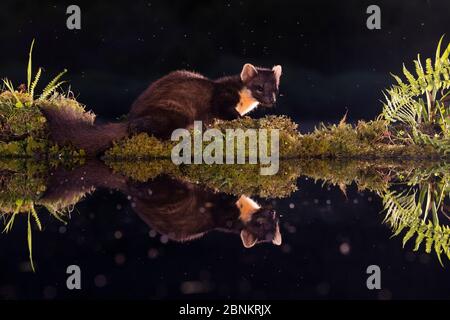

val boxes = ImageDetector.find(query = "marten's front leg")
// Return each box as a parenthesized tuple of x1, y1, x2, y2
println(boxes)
(128, 110, 192, 140)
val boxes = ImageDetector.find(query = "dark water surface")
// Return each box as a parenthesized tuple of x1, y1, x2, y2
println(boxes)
(0, 159, 449, 300)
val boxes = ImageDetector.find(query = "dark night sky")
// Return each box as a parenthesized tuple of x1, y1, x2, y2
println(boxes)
(1, 0, 449, 125)
(1, 0, 450, 300)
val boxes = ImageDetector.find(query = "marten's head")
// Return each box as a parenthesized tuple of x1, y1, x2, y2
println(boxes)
(236, 195, 282, 248)
(239, 63, 282, 113)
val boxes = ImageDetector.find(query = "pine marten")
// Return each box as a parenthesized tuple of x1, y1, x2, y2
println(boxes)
(41, 63, 282, 156)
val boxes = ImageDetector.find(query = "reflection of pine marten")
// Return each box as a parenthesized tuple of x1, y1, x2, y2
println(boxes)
(41, 63, 282, 156)
(40, 160, 282, 248)
(128, 176, 282, 248)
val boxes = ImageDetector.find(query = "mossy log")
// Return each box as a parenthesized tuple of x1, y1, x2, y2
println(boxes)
(104, 115, 447, 160)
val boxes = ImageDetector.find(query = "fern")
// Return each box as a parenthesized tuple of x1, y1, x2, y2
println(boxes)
(40, 69, 67, 100)
(4, 40, 69, 104)
(381, 36, 450, 149)
(27, 39, 35, 95)
(2, 199, 23, 233)
(381, 189, 419, 230)
(2, 79, 24, 108)
(30, 67, 42, 98)
(27, 211, 36, 272)
(30, 203, 42, 231)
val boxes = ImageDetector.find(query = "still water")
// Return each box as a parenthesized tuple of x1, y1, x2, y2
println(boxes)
(0, 159, 449, 299)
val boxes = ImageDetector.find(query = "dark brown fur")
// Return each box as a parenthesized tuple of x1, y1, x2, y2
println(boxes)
(41, 105, 128, 156)
(128, 71, 243, 139)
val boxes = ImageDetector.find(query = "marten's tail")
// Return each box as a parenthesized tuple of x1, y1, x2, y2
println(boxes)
(40, 105, 129, 156)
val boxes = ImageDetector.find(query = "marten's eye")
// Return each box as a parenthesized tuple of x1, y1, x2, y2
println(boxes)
(255, 85, 264, 92)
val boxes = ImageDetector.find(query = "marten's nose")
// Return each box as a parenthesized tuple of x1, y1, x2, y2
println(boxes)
(267, 93, 276, 105)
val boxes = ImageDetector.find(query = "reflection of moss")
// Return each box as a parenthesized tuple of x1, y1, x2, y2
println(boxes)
(105, 157, 450, 199)
(106, 159, 178, 181)
(0, 160, 47, 214)
(0, 158, 85, 216)
(177, 161, 300, 198)
(106, 159, 299, 198)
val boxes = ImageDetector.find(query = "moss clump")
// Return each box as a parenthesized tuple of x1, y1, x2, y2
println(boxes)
(296, 119, 443, 159)
(0, 91, 46, 138)
(105, 133, 174, 159)
(0, 41, 88, 159)
(0, 90, 88, 158)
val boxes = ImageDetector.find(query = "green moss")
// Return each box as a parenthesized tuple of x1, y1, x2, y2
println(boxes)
(0, 91, 47, 138)
(104, 116, 447, 161)
(105, 133, 174, 159)
(0, 89, 88, 159)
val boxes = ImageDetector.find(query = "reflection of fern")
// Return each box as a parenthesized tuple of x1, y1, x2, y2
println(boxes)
(389, 214, 450, 266)
(2, 199, 42, 272)
(381, 176, 450, 265)
(382, 190, 420, 230)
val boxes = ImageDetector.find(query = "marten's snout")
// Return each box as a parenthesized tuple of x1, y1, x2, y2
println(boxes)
(248, 208, 279, 235)
(240, 208, 282, 248)
(264, 93, 277, 106)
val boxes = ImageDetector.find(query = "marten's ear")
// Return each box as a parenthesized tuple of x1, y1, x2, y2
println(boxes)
(272, 65, 282, 88)
(241, 229, 258, 248)
(272, 223, 282, 246)
(240, 63, 258, 83)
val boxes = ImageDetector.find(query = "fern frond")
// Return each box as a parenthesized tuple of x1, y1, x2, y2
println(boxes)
(40, 69, 67, 100)
(27, 39, 35, 95)
(435, 35, 445, 68)
(30, 67, 42, 98)
(3, 199, 23, 233)
(27, 212, 36, 272)
(30, 204, 42, 231)
(2, 79, 24, 108)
